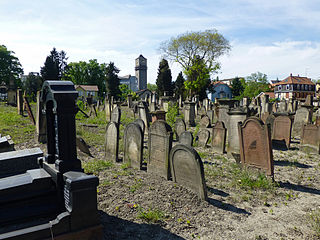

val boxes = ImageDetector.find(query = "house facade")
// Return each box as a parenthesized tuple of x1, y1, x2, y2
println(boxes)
(119, 75, 138, 92)
(75, 85, 99, 101)
(274, 74, 315, 100)
(210, 81, 232, 102)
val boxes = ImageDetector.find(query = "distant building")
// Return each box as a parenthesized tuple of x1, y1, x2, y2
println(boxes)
(119, 75, 138, 92)
(75, 85, 99, 101)
(135, 54, 147, 90)
(210, 81, 232, 102)
(274, 74, 315, 100)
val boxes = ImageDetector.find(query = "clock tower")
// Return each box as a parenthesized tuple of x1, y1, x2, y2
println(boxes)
(135, 54, 147, 90)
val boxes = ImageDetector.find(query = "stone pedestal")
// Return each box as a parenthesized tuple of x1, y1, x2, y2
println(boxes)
(151, 110, 166, 123)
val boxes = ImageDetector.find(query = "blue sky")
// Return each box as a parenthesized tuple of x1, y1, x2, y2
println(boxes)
(1, 0, 320, 83)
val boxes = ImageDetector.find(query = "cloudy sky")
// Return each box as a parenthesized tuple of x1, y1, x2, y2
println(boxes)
(1, 0, 320, 83)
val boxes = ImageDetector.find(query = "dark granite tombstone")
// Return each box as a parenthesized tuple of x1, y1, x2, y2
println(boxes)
(148, 120, 173, 180)
(0, 81, 101, 239)
(238, 117, 274, 176)
(105, 121, 119, 162)
(0, 135, 14, 153)
(36, 91, 47, 143)
(197, 129, 210, 147)
(179, 131, 193, 147)
(301, 124, 320, 153)
(174, 118, 186, 140)
(170, 144, 208, 201)
(17, 89, 23, 115)
(124, 122, 144, 169)
(272, 115, 292, 149)
(212, 121, 227, 154)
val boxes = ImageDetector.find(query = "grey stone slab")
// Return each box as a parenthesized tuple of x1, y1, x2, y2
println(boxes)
(124, 123, 144, 169)
(105, 122, 119, 162)
(179, 131, 193, 147)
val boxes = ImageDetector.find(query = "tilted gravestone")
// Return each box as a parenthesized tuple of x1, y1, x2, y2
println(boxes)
(197, 129, 210, 147)
(76, 136, 93, 157)
(170, 144, 208, 201)
(105, 121, 119, 162)
(238, 117, 274, 176)
(124, 122, 144, 169)
(212, 121, 227, 154)
(300, 124, 320, 153)
(200, 115, 211, 128)
(292, 107, 312, 138)
(175, 118, 186, 140)
(111, 105, 121, 124)
(272, 114, 292, 149)
(179, 131, 193, 147)
(148, 120, 173, 180)
(134, 118, 145, 135)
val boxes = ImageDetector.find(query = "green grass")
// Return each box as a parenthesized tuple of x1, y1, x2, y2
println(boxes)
(129, 178, 144, 193)
(309, 208, 320, 237)
(83, 159, 113, 175)
(137, 207, 165, 223)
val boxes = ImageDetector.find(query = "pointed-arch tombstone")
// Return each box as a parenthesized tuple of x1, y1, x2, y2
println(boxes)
(124, 122, 144, 169)
(238, 117, 274, 176)
(170, 144, 208, 201)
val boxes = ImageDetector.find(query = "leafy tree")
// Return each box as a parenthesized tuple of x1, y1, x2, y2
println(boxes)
(119, 84, 137, 101)
(0, 45, 23, 87)
(156, 59, 174, 96)
(231, 77, 245, 98)
(64, 59, 107, 97)
(242, 72, 269, 98)
(23, 73, 43, 101)
(147, 83, 157, 92)
(40, 47, 68, 80)
(159, 29, 230, 98)
(174, 71, 185, 99)
(105, 62, 120, 98)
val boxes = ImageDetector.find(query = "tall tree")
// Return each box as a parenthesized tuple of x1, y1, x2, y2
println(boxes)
(159, 29, 230, 98)
(0, 45, 23, 87)
(105, 62, 120, 98)
(243, 72, 269, 98)
(23, 73, 43, 101)
(231, 77, 245, 98)
(174, 71, 185, 99)
(156, 59, 173, 96)
(40, 47, 68, 80)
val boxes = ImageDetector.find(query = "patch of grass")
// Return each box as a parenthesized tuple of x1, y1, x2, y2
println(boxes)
(137, 207, 165, 223)
(198, 151, 208, 159)
(83, 159, 113, 175)
(129, 178, 143, 193)
(308, 208, 320, 237)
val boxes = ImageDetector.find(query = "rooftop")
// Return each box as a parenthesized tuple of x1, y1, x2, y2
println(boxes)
(275, 74, 315, 86)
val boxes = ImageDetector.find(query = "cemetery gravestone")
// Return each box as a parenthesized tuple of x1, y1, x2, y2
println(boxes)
(170, 144, 208, 201)
(184, 101, 196, 127)
(212, 121, 227, 154)
(138, 101, 151, 133)
(197, 129, 210, 147)
(179, 131, 193, 147)
(265, 114, 276, 136)
(124, 123, 144, 169)
(272, 115, 292, 149)
(207, 110, 214, 124)
(292, 107, 312, 138)
(111, 106, 121, 124)
(17, 89, 23, 115)
(200, 115, 211, 128)
(261, 112, 270, 124)
(105, 97, 111, 121)
(134, 118, 145, 135)
(175, 118, 186, 140)
(105, 121, 119, 162)
(36, 91, 47, 143)
(148, 120, 173, 180)
(238, 117, 274, 176)
(301, 124, 320, 153)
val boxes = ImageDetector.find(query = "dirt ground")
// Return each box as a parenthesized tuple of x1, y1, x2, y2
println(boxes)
(16, 126, 320, 240)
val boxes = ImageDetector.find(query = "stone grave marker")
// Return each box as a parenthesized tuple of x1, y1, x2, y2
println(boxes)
(138, 101, 151, 133)
(148, 120, 173, 180)
(279, 100, 287, 112)
(200, 115, 211, 128)
(179, 131, 193, 147)
(301, 124, 320, 153)
(105, 121, 119, 162)
(76, 136, 92, 157)
(0, 135, 15, 153)
(124, 122, 144, 169)
(261, 112, 270, 124)
(197, 129, 210, 147)
(238, 117, 274, 176)
(134, 118, 145, 135)
(292, 107, 312, 137)
(170, 144, 208, 201)
(184, 101, 196, 127)
(17, 89, 23, 115)
(175, 118, 186, 140)
(265, 114, 276, 136)
(272, 115, 292, 149)
(207, 110, 214, 124)
(111, 105, 121, 124)
(212, 121, 227, 154)
(105, 97, 111, 121)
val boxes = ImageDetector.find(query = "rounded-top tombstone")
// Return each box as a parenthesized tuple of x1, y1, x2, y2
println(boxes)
(134, 118, 145, 135)
(105, 121, 119, 162)
(179, 131, 193, 147)
(124, 122, 144, 169)
(175, 118, 186, 140)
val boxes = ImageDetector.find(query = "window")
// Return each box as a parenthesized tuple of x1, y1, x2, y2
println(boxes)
(309, 85, 311, 91)
(297, 84, 300, 90)
(278, 85, 282, 90)
(286, 84, 290, 90)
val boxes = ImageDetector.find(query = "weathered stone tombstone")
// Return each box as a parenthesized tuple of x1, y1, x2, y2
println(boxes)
(279, 100, 287, 112)
(127, 94, 133, 108)
(265, 114, 276, 136)
(105, 121, 119, 162)
(151, 110, 166, 123)
(238, 117, 274, 176)
(300, 124, 320, 153)
(134, 118, 145, 135)
(148, 120, 173, 180)
(170, 144, 208, 201)
(111, 105, 121, 124)
(272, 114, 292, 149)
(184, 101, 196, 127)
(175, 118, 186, 140)
(261, 112, 270, 124)
(179, 131, 193, 147)
(138, 101, 151, 133)
(207, 110, 214, 124)
(76, 136, 93, 157)
(212, 121, 227, 154)
(124, 122, 144, 169)
(197, 129, 210, 147)
(200, 115, 211, 128)
(105, 97, 112, 121)
(292, 107, 312, 138)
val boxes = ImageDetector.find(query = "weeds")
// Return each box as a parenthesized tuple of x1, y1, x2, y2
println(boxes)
(83, 159, 113, 175)
(137, 206, 165, 223)
(308, 208, 320, 237)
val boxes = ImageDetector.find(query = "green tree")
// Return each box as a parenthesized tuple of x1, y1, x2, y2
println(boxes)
(243, 72, 269, 98)
(119, 84, 137, 101)
(23, 73, 43, 101)
(40, 47, 68, 80)
(105, 62, 120, 98)
(147, 83, 157, 92)
(0, 45, 23, 87)
(174, 71, 185, 99)
(231, 77, 245, 98)
(156, 59, 174, 96)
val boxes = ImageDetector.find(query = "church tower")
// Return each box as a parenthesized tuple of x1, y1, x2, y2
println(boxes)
(135, 54, 147, 90)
